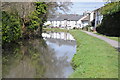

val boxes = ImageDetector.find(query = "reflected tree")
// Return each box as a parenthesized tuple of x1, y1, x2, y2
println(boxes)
(2, 39, 47, 78)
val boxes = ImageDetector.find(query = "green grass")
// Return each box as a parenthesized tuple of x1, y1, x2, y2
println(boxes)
(69, 30, 118, 78)
(93, 32, 119, 42)
(43, 28, 68, 32)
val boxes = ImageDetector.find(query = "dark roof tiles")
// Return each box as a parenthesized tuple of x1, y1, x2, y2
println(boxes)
(48, 14, 83, 21)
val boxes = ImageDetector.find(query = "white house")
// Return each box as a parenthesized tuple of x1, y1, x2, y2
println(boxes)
(44, 14, 87, 29)
(77, 15, 89, 28)
(94, 8, 103, 28)
(89, 8, 103, 30)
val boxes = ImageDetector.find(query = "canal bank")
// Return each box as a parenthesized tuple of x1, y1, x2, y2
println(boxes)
(43, 28, 118, 78)
(69, 30, 118, 78)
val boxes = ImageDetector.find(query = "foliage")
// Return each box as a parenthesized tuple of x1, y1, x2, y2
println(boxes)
(97, 2, 120, 36)
(100, 2, 120, 15)
(27, 2, 48, 37)
(2, 2, 72, 44)
(69, 30, 118, 78)
(27, 11, 41, 32)
(2, 2, 48, 43)
(2, 11, 21, 43)
(85, 25, 92, 27)
(96, 11, 120, 37)
(82, 25, 92, 31)
(43, 27, 68, 32)
(2, 2, 35, 21)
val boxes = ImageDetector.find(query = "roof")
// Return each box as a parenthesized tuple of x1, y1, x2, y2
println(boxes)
(81, 15, 89, 21)
(48, 14, 83, 21)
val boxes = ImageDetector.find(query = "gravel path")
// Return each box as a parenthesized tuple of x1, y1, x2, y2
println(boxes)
(82, 30, 119, 48)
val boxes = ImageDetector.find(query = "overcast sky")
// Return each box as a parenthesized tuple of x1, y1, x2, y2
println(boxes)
(60, 2, 106, 15)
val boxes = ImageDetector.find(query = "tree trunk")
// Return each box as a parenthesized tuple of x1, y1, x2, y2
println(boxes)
(39, 24, 43, 38)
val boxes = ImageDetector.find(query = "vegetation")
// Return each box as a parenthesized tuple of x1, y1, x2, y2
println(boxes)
(96, 2, 120, 37)
(2, 2, 48, 44)
(96, 11, 120, 37)
(2, 11, 21, 43)
(2, 2, 72, 45)
(23, 2, 48, 38)
(100, 2, 120, 15)
(69, 30, 118, 78)
(43, 27, 68, 32)
(82, 25, 93, 32)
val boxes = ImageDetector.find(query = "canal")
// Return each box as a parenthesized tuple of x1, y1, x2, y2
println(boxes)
(2, 32, 76, 78)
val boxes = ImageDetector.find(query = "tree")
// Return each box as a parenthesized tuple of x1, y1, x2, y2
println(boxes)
(100, 1, 120, 15)
(96, 2, 120, 36)
(45, 2, 72, 18)
(27, 2, 48, 37)
(1, 2, 72, 44)
(2, 2, 35, 34)
(2, 11, 21, 43)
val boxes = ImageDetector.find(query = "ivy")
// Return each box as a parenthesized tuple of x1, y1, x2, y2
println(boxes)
(2, 11, 21, 43)
(27, 2, 48, 33)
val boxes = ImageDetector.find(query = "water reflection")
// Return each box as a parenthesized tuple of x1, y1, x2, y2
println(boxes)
(42, 32, 75, 41)
(2, 32, 76, 78)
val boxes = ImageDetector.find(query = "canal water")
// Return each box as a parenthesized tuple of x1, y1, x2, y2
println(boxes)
(2, 32, 76, 78)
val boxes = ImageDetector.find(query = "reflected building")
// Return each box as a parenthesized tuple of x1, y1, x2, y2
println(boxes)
(42, 32, 75, 41)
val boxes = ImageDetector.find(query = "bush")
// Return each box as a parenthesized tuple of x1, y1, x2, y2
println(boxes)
(2, 11, 21, 44)
(85, 25, 91, 27)
(82, 25, 92, 31)
(96, 11, 120, 37)
(73, 27, 77, 29)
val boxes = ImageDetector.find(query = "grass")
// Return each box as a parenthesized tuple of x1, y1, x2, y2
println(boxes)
(69, 30, 118, 78)
(43, 28, 68, 32)
(93, 32, 119, 42)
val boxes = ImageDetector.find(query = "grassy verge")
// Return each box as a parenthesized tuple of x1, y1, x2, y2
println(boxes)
(69, 30, 118, 78)
(43, 28, 68, 32)
(93, 32, 119, 42)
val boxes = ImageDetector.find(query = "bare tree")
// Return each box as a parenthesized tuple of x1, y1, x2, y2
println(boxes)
(46, 2, 73, 18)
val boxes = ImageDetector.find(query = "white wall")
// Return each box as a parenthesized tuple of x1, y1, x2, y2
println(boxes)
(61, 21, 65, 28)
(77, 15, 89, 28)
(77, 19, 82, 28)
(44, 21, 51, 26)
(56, 21, 60, 27)
(53, 21, 56, 27)
(45, 15, 89, 29)
(69, 21, 76, 29)
(81, 21, 89, 27)
(90, 11, 95, 22)
(95, 10, 103, 28)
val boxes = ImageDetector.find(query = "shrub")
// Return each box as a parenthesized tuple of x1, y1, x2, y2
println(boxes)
(96, 11, 120, 37)
(2, 11, 21, 44)
(82, 25, 92, 31)
(97, 2, 120, 37)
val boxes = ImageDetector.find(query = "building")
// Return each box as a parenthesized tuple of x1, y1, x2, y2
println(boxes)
(89, 8, 103, 30)
(94, 8, 103, 28)
(77, 14, 89, 28)
(44, 14, 85, 29)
